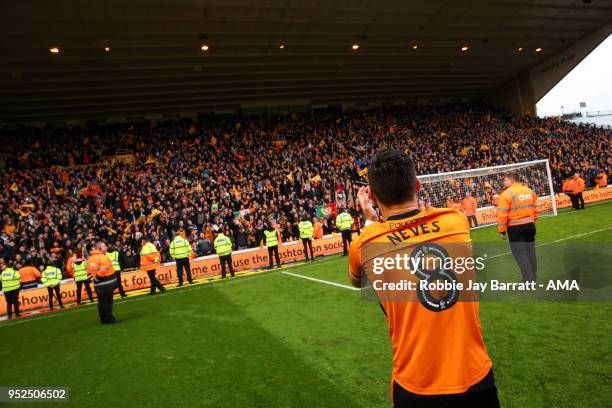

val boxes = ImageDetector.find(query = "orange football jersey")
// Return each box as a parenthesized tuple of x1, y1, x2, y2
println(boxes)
(349, 207, 492, 396)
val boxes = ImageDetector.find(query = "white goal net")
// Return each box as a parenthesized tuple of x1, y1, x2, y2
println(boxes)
(417, 159, 557, 228)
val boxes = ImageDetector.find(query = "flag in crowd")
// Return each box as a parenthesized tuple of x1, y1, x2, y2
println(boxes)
(316, 203, 337, 219)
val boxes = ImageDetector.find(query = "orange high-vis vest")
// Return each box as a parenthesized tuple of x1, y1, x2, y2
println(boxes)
(462, 196, 477, 216)
(596, 172, 607, 187)
(19, 266, 41, 283)
(496, 183, 538, 233)
(313, 221, 323, 239)
(86, 250, 115, 278)
(562, 179, 571, 193)
(65, 255, 76, 275)
(140, 242, 161, 271)
(568, 177, 585, 193)
(349, 208, 492, 397)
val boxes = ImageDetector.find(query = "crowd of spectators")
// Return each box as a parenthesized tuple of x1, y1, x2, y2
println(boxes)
(0, 104, 609, 271)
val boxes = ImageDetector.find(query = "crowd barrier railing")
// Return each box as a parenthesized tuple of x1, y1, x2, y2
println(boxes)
(474, 185, 612, 225)
(0, 233, 346, 316)
(2, 185, 610, 317)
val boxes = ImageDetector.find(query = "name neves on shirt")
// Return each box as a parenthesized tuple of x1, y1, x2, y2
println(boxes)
(386, 221, 441, 245)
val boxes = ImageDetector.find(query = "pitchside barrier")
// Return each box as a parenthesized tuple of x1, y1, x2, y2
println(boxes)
(473, 185, 612, 225)
(0, 233, 346, 316)
(1, 186, 611, 317)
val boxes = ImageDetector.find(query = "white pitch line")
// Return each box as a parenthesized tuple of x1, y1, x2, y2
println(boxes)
(470, 199, 612, 230)
(3, 220, 610, 324)
(486, 226, 612, 260)
(283, 227, 611, 288)
(0, 260, 346, 327)
(0, 272, 274, 328)
(281, 271, 361, 291)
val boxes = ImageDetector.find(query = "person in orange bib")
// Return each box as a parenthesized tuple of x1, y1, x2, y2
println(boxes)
(140, 238, 166, 295)
(87, 241, 117, 324)
(496, 173, 538, 282)
(18, 262, 42, 290)
(312, 217, 324, 240)
(566, 172, 586, 210)
(562, 177, 572, 198)
(462, 192, 478, 228)
(348, 149, 498, 408)
(595, 171, 607, 188)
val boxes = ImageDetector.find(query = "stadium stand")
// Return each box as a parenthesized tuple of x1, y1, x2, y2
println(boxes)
(0, 104, 609, 271)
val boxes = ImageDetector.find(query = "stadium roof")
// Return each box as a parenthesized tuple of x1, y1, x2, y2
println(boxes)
(1, 0, 612, 123)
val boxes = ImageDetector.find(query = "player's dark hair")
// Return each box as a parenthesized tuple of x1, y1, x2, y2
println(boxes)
(368, 149, 417, 206)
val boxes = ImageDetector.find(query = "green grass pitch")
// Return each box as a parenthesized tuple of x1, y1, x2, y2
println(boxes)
(1, 202, 611, 407)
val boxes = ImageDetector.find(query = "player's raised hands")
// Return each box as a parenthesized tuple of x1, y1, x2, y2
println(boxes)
(357, 186, 378, 223)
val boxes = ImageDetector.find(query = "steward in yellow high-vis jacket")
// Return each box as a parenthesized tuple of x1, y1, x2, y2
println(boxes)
(42, 256, 64, 310)
(67, 251, 93, 304)
(1, 262, 21, 319)
(335, 209, 354, 256)
(263, 219, 281, 269)
(169, 228, 194, 286)
(214, 229, 235, 278)
(298, 214, 315, 262)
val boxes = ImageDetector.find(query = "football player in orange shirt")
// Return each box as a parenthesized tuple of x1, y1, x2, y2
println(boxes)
(348, 149, 499, 407)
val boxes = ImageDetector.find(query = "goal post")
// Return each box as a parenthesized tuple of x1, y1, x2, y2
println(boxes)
(544, 159, 558, 216)
(351, 159, 557, 229)
(417, 159, 557, 227)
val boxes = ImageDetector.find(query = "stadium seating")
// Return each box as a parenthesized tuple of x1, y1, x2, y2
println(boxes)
(0, 104, 609, 269)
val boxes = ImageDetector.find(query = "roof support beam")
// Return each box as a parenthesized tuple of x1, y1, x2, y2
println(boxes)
(486, 21, 612, 116)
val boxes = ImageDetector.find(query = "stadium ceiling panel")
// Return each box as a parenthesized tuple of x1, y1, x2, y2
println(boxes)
(0, 0, 611, 122)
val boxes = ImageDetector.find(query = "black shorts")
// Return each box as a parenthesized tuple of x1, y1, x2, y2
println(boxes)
(393, 369, 500, 408)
